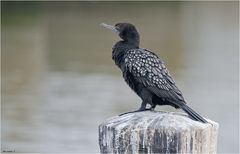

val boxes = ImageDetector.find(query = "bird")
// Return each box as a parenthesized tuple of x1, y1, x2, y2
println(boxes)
(100, 22, 207, 123)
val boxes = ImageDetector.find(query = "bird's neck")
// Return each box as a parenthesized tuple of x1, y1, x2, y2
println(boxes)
(114, 40, 139, 51)
(112, 41, 139, 69)
(128, 37, 140, 47)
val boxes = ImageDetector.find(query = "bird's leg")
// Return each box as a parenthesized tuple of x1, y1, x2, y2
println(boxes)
(138, 100, 148, 111)
(150, 104, 156, 111)
(119, 97, 151, 116)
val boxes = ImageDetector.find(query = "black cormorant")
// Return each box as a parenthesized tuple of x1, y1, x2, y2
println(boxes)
(100, 23, 207, 123)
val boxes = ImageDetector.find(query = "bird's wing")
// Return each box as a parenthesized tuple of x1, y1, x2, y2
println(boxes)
(124, 48, 185, 102)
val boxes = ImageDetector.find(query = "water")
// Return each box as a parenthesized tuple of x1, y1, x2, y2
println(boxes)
(2, 2, 239, 153)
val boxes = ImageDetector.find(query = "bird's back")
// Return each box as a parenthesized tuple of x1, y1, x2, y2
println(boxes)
(123, 48, 186, 106)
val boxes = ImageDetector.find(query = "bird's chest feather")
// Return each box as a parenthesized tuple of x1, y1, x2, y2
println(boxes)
(112, 53, 124, 69)
(123, 70, 144, 96)
(112, 50, 142, 95)
(112, 41, 136, 70)
(112, 47, 127, 72)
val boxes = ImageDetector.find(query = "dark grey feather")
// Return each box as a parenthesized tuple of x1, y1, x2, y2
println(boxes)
(124, 48, 184, 102)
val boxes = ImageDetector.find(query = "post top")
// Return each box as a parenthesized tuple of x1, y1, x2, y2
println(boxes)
(100, 111, 218, 131)
(99, 111, 219, 154)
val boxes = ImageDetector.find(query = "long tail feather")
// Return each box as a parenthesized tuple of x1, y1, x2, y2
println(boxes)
(181, 105, 207, 123)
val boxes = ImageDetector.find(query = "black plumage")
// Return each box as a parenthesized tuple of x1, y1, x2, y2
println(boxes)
(101, 23, 207, 123)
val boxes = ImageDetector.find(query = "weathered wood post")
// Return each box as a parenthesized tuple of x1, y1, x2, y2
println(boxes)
(99, 111, 218, 153)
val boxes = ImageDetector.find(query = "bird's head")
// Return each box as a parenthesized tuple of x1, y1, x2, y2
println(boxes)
(100, 23, 140, 46)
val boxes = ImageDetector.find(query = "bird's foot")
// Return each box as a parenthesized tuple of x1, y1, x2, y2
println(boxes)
(119, 108, 153, 116)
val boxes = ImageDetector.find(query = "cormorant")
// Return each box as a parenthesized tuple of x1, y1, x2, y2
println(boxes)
(100, 23, 207, 123)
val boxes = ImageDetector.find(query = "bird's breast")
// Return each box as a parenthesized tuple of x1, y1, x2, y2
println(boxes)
(112, 50, 125, 70)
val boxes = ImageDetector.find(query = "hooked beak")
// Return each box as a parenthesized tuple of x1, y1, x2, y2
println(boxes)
(100, 23, 119, 34)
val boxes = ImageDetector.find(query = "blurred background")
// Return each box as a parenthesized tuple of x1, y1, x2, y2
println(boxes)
(1, 1, 239, 153)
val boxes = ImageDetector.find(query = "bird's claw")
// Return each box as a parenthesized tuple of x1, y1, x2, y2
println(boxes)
(119, 108, 153, 116)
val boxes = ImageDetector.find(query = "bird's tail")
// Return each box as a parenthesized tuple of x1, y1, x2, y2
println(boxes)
(181, 104, 207, 123)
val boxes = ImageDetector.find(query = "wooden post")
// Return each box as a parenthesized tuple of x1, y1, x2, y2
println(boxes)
(99, 111, 218, 153)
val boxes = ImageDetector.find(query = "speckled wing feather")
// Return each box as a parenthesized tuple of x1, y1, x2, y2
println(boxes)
(124, 48, 185, 102)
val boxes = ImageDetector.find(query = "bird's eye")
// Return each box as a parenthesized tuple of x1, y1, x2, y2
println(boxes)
(115, 25, 120, 31)
(115, 23, 122, 29)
